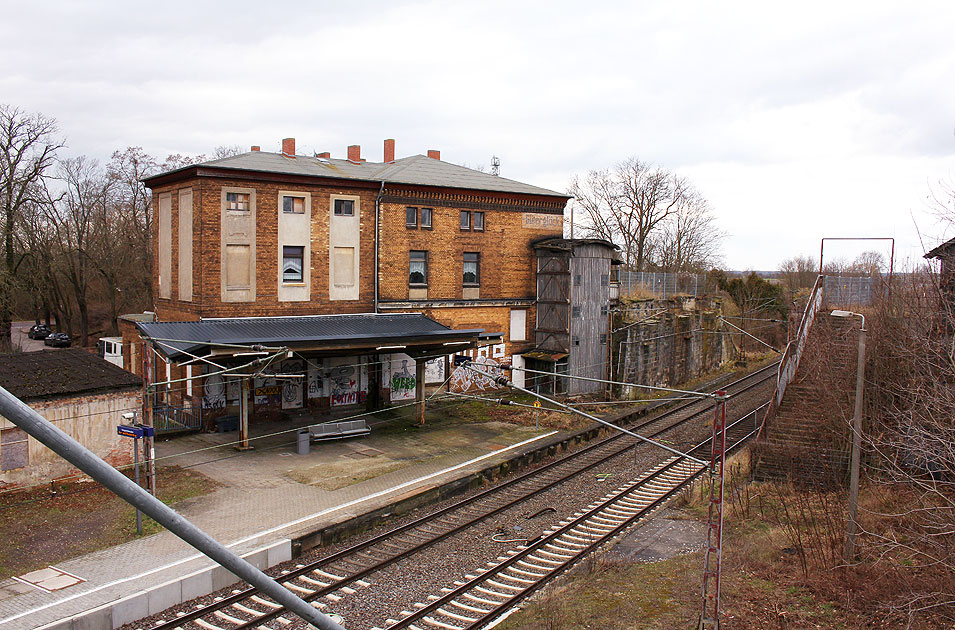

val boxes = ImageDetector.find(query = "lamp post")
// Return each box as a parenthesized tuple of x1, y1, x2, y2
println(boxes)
(830, 309, 866, 560)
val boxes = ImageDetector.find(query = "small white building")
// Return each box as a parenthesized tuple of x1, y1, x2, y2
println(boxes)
(0, 349, 142, 489)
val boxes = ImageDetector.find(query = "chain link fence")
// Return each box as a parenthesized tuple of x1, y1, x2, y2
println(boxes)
(615, 271, 717, 299)
(824, 275, 880, 307)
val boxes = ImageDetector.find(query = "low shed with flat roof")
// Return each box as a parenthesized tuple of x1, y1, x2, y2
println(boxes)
(0, 350, 142, 488)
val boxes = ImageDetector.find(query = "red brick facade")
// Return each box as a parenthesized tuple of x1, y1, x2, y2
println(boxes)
(146, 151, 567, 361)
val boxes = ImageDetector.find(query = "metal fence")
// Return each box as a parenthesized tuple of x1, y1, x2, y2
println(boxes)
(153, 405, 203, 434)
(824, 275, 879, 307)
(616, 271, 716, 299)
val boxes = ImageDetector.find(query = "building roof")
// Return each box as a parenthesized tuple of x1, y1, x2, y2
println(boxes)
(925, 237, 955, 259)
(0, 349, 141, 401)
(136, 313, 485, 362)
(144, 151, 569, 199)
(532, 237, 624, 263)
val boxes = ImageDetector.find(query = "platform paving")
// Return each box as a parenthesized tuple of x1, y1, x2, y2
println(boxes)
(0, 417, 557, 630)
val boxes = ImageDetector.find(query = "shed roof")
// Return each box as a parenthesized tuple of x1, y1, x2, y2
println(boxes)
(532, 237, 623, 263)
(0, 349, 141, 401)
(145, 151, 569, 199)
(136, 313, 484, 361)
(925, 237, 955, 259)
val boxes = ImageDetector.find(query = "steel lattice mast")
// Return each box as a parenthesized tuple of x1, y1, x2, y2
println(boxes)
(699, 390, 728, 629)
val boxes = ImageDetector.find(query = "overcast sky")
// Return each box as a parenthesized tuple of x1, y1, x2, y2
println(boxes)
(3, 1, 953, 270)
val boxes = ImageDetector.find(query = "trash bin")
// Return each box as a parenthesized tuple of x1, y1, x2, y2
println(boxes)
(297, 428, 310, 455)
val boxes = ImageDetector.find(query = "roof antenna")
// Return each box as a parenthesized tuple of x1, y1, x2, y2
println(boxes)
(491, 155, 500, 177)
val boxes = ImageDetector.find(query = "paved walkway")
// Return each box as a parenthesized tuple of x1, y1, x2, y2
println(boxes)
(0, 419, 557, 629)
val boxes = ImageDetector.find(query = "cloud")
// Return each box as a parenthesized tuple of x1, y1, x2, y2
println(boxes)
(2, 0, 953, 269)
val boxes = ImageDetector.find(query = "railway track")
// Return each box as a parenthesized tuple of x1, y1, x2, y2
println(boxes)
(376, 401, 768, 630)
(147, 363, 777, 630)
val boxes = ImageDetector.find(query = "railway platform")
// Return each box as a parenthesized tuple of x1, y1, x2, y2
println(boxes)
(0, 415, 558, 630)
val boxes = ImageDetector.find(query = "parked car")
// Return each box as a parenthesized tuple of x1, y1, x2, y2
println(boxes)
(44, 332, 72, 348)
(27, 323, 52, 340)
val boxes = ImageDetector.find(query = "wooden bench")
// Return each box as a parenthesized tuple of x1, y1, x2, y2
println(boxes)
(308, 419, 371, 441)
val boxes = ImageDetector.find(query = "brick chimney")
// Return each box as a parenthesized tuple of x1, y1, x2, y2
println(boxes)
(427, 149, 440, 160)
(347, 145, 361, 162)
(316, 151, 330, 159)
(281, 138, 295, 158)
(251, 145, 260, 152)
(383, 139, 395, 163)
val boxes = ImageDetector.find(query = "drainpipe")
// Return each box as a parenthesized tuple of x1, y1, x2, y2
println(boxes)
(375, 181, 384, 312)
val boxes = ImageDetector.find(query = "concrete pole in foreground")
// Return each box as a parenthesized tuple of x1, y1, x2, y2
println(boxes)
(0, 385, 344, 630)
(845, 323, 867, 561)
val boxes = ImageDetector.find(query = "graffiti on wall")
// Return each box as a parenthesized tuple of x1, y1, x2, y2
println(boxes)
(202, 373, 226, 409)
(326, 356, 367, 406)
(281, 359, 305, 410)
(390, 356, 416, 401)
(425, 357, 445, 384)
(449, 355, 505, 393)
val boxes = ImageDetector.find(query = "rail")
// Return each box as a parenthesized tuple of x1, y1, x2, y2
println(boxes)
(757, 273, 824, 438)
(152, 404, 202, 434)
(145, 365, 776, 630)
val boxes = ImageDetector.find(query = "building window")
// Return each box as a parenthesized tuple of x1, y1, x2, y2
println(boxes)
(283, 246, 304, 283)
(463, 252, 480, 286)
(406, 207, 418, 228)
(600, 304, 608, 316)
(334, 199, 354, 216)
(421, 207, 432, 229)
(601, 274, 609, 287)
(572, 305, 581, 318)
(409, 251, 428, 286)
(459, 210, 485, 231)
(283, 195, 305, 214)
(600, 333, 608, 345)
(225, 244, 252, 289)
(1, 427, 28, 471)
(572, 335, 580, 346)
(226, 192, 250, 211)
(509, 309, 527, 342)
(574, 274, 581, 286)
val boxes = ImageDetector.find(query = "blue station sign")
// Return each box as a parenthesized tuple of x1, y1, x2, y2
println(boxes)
(117, 424, 155, 439)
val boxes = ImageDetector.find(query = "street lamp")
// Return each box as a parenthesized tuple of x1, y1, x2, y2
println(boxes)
(830, 309, 866, 560)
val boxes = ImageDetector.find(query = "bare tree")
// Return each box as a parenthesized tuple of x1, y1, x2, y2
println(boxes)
(852, 250, 887, 275)
(651, 188, 725, 272)
(856, 268, 955, 622)
(0, 104, 61, 346)
(568, 157, 719, 271)
(43, 157, 111, 346)
(213, 145, 243, 159)
(779, 254, 818, 291)
(107, 147, 158, 308)
(568, 168, 631, 257)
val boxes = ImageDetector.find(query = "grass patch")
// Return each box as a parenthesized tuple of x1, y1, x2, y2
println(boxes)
(288, 456, 409, 491)
(497, 552, 699, 630)
(0, 466, 219, 580)
(497, 446, 955, 628)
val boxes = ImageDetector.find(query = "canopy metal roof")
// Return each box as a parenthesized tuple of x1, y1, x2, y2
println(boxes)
(136, 313, 484, 362)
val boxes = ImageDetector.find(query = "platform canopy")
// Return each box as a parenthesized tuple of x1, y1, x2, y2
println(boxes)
(136, 313, 485, 363)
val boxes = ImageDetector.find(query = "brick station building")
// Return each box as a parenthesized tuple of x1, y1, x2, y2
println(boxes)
(126, 139, 568, 437)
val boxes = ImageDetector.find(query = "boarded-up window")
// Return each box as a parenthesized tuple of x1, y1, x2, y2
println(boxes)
(510, 309, 527, 342)
(225, 244, 251, 288)
(1, 427, 29, 471)
(158, 193, 172, 299)
(179, 188, 193, 301)
(333, 247, 355, 287)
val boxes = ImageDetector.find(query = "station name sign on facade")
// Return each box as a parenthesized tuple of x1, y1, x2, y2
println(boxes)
(522, 213, 563, 230)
